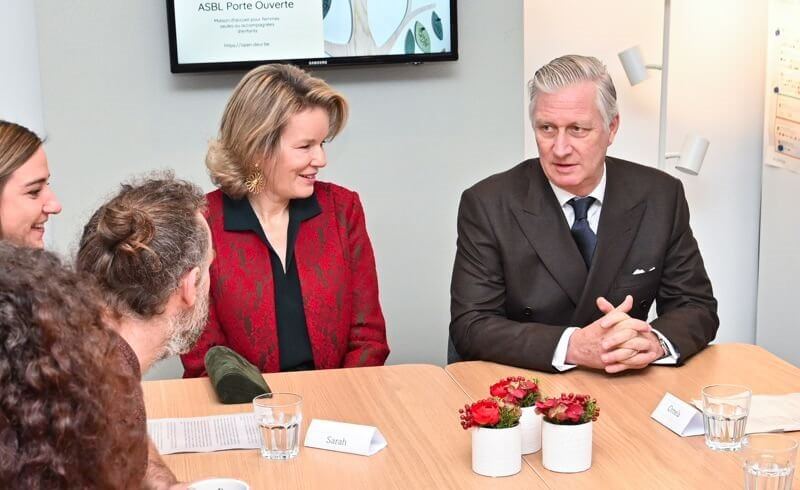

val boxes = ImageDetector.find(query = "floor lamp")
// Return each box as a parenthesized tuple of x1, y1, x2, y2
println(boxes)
(617, 0, 709, 175)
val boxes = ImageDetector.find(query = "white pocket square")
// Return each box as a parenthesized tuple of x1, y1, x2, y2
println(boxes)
(632, 266, 656, 275)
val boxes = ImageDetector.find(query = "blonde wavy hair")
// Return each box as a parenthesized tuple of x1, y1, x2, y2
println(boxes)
(207, 64, 349, 199)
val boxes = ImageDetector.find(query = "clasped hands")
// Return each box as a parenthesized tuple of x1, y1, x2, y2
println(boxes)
(565, 295, 664, 374)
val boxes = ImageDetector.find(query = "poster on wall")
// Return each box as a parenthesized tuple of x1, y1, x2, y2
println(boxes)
(764, 0, 800, 173)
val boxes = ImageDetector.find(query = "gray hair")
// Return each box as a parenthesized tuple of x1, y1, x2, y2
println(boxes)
(76, 172, 209, 319)
(528, 54, 618, 128)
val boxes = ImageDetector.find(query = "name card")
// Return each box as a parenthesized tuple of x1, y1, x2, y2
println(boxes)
(651, 392, 705, 437)
(303, 419, 387, 456)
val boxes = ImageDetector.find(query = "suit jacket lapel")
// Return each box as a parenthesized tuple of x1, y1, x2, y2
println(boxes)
(511, 160, 588, 305)
(572, 158, 647, 325)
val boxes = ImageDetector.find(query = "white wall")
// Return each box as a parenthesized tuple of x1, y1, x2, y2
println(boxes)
(524, 0, 767, 350)
(757, 1, 800, 367)
(1, 0, 46, 135)
(758, 165, 800, 367)
(34, 0, 525, 378)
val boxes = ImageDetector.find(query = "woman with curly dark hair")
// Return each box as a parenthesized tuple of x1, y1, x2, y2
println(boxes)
(0, 242, 147, 489)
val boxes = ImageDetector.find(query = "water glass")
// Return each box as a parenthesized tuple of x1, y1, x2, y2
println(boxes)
(702, 384, 751, 451)
(742, 434, 798, 490)
(253, 393, 303, 460)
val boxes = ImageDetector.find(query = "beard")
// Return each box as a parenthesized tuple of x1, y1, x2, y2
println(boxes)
(161, 288, 210, 359)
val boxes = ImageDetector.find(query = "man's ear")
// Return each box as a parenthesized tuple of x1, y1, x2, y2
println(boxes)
(178, 266, 201, 308)
(607, 114, 620, 145)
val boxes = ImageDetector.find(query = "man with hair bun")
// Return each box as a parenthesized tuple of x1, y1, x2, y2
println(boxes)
(77, 172, 214, 489)
(450, 54, 718, 374)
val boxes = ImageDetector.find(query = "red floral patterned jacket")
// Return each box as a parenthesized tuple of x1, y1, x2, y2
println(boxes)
(181, 183, 390, 376)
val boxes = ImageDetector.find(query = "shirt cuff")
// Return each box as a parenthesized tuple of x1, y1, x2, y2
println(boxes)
(551, 327, 579, 371)
(651, 328, 679, 365)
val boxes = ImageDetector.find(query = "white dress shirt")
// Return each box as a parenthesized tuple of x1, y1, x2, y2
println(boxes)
(547, 166, 679, 371)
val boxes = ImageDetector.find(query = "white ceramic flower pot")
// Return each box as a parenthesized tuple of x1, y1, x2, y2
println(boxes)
(471, 425, 522, 477)
(519, 406, 543, 454)
(541, 420, 592, 473)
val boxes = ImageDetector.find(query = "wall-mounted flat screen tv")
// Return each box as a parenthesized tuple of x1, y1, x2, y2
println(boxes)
(166, 0, 458, 73)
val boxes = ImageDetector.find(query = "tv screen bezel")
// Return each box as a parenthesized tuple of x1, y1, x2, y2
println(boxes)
(166, 0, 459, 73)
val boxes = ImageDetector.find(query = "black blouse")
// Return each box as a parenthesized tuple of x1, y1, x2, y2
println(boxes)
(222, 193, 321, 371)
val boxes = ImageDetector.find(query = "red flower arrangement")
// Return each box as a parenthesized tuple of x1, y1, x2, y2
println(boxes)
(459, 398, 521, 430)
(534, 393, 599, 425)
(489, 376, 541, 407)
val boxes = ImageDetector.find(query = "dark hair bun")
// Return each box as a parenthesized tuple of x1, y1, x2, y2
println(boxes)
(97, 204, 155, 256)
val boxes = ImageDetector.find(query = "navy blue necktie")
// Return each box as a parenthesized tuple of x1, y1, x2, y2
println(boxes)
(568, 197, 597, 268)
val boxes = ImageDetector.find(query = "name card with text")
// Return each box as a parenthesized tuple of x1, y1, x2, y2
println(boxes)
(304, 419, 387, 456)
(651, 392, 705, 437)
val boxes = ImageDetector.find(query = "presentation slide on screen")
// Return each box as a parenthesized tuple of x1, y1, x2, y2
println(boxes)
(174, 0, 453, 64)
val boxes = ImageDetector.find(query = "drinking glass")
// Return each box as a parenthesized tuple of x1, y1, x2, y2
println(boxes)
(742, 434, 798, 490)
(702, 384, 751, 451)
(253, 393, 303, 459)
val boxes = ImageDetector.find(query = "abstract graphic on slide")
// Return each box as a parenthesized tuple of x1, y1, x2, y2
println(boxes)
(323, 0, 452, 57)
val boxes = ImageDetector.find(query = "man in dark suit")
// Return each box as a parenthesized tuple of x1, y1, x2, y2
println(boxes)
(450, 54, 718, 374)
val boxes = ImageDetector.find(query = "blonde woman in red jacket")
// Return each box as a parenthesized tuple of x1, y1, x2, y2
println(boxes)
(181, 64, 389, 376)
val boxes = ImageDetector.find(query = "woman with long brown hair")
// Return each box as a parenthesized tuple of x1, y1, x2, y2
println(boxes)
(0, 120, 61, 247)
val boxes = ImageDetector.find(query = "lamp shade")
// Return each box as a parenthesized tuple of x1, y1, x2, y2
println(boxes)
(618, 45, 649, 86)
(675, 135, 710, 175)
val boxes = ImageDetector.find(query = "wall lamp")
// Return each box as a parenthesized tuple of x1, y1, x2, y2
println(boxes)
(617, 0, 709, 175)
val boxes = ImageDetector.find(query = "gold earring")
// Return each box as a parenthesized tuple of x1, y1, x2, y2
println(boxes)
(245, 166, 264, 194)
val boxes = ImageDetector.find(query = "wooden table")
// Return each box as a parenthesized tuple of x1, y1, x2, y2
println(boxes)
(143, 364, 548, 489)
(445, 343, 800, 490)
